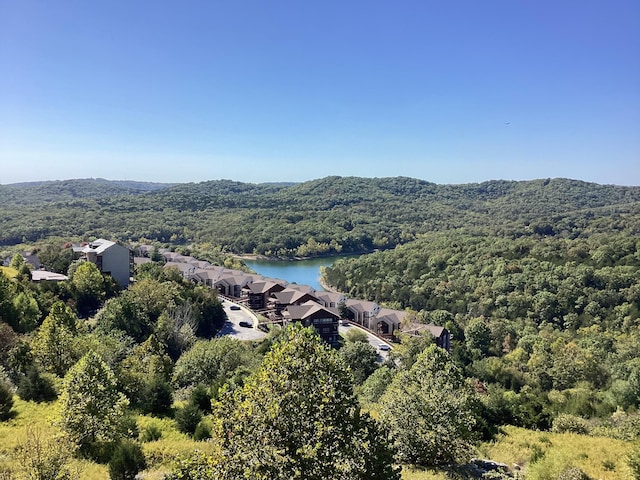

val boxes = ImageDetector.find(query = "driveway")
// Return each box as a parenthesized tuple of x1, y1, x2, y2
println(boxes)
(339, 322, 392, 362)
(218, 302, 267, 341)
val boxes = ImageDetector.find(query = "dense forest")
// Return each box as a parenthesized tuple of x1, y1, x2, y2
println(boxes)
(1, 176, 639, 255)
(1, 176, 640, 479)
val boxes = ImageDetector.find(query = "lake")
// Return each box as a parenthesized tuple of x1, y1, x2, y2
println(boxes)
(243, 255, 354, 291)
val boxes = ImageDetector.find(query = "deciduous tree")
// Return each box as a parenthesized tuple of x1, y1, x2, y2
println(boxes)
(379, 345, 478, 466)
(211, 324, 400, 480)
(57, 351, 129, 448)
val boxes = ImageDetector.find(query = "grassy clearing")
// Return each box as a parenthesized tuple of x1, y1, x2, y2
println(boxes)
(1, 401, 636, 480)
(401, 466, 448, 479)
(478, 425, 633, 479)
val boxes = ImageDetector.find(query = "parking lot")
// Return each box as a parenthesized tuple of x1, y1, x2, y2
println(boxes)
(218, 302, 266, 341)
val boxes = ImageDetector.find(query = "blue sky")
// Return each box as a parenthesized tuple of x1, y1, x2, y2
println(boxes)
(1, 1, 638, 186)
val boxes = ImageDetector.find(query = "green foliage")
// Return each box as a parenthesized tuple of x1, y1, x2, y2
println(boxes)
(172, 337, 253, 389)
(11, 291, 41, 333)
(17, 366, 57, 403)
(379, 345, 478, 467)
(164, 450, 216, 480)
(108, 441, 147, 480)
(210, 323, 400, 479)
(359, 365, 395, 404)
(344, 328, 368, 343)
(0, 273, 19, 330)
(70, 261, 105, 315)
(339, 340, 378, 385)
(465, 317, 492, 358)
(174, 404, 202, 436)
(139, 377, 173, 416)
(628, 443, 640, 480)
(0, 378, 14, 421)
(31, 301, 79, 377)
(15, 429, 76, 480)
(188, 384, 212, 414)
(557, 467, 592, 480)
(118, 335, 172, 407)
(192, 422, 211, 441)
(551, 414, 590, 435)
(140, 423, 162, 442)
(57, 351, 129, 448)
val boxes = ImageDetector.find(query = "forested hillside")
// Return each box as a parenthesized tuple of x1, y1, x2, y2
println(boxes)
(2, 175, 640, 478)
(1, 176, 639, 255)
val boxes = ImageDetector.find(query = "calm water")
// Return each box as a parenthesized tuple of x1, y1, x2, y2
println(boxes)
(243, 255, 354, 291)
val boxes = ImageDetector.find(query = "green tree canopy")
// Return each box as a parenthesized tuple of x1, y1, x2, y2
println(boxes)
(211, 324, 400, 480)
(172, 337, 253, 389)
(339, 340, 378, 385)
(379, 345, 479, 467)
(57, 351, 129, 447)
(31, 301, 79, 377)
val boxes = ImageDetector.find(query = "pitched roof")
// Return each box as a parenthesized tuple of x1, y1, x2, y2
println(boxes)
(247, 280, 285, 294)
(31, 270, 68, 282)
(401, 323, 447, 338)
(376, 308, 408, 326)
(286, 283, 316, 294)
(315, 291, 346, 304)
(283, 301, 339, 321)
(273, 288, 317, 305)
(345, 299, 379, 313)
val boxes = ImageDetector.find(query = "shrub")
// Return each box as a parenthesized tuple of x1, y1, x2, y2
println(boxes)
(189, 384, 212, 413)
(175, 404, 202, 436)
(139, 377, 173, 416)
(17, 366, 57, 402)
(0, 379, 14, 421)
(140, 423, 162, 442)
(551, 413, 590, 435)
(557, 466, 591, 480)
(628, 444, 640, 480)
(108, 441, 147, 480)
(119, 414, 140, 440)
(193, 421, 211, 441)
(16, 429, 76, 480)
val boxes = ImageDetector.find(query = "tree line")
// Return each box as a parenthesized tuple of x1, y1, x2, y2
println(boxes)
(1, 176, 639, 256)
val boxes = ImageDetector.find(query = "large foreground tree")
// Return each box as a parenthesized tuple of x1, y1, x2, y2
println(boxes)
(209, 324, 400, 480)
(379, 345, 479, 467)
(57, 351, 129, 448)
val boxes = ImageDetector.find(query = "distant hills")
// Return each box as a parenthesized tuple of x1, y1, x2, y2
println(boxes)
(1, 176, 639, 254)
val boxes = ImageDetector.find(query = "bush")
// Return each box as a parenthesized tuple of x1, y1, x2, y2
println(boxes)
(0, 379, 14, 421)
(15, 429, 76, 480)
(140, 423, 162, 442)
(551, 413, 590, 435)
(628, 444, 640, 480)
(557, 466, 591, 480)
(189, 384, 212, 413)
(108, 441, 147, 480)
(193, 421, 211, 441)
(139, 377, 173, 416)
(17, 366, 57, 402)
(175, 404, 202, 436)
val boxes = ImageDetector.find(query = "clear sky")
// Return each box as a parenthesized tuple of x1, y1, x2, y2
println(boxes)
(1, 1, 638, 186)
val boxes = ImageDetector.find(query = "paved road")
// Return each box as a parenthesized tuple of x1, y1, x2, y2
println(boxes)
(218, 301, 267, 341)
(219, 303, 391, 360)
(339, 322, 392, 362)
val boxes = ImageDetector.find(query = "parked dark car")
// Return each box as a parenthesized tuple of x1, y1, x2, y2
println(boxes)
(239, 321, 252, 328)
(230, 305, 241, 310)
